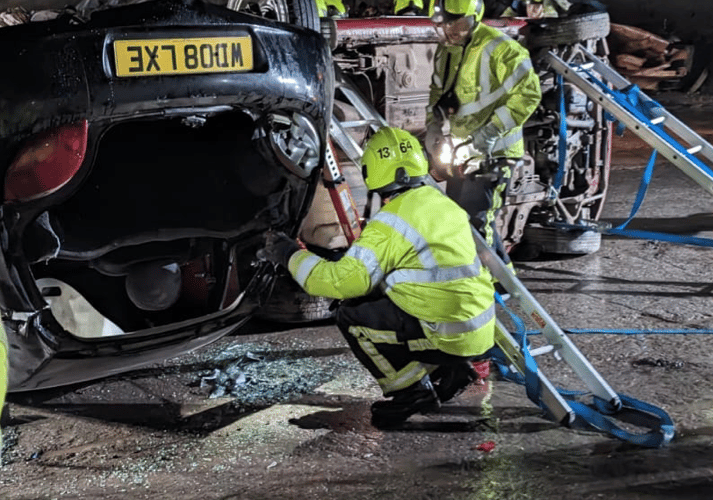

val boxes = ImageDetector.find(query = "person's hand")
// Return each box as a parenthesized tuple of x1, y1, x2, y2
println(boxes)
(256, 231, 302, 268)
(469, 122, 501, 156)
(425, 120, 445, 157)
(426, 121, 455, 180)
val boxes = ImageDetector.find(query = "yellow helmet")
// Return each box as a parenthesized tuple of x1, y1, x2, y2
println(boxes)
(315, 0, 346, 17)
(429, 0, 484, 23)
(361, 127, 429, 193)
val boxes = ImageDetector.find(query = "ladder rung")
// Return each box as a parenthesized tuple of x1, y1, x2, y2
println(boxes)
(339, 120, 381, 128)
(529, 345, 555, 357)
(688, 145, 703, 155)
(650, 116, 665, 125)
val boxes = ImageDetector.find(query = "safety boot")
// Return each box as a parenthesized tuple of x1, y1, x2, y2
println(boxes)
(370, 376, 440, 429)
(431, 361, 479, 403)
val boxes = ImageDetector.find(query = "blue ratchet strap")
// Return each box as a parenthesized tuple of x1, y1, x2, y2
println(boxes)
(554, 74, 568, 192)
(567, 395, 675, 448)
(572, 67, 713, 247)
(612, 148, 658, 231)
(582, 67, 713, 176)
(492, 293, 543, 407)
(492, 294, 676, 447)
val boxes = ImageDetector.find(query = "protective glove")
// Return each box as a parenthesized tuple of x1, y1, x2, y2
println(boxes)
(256, 231, 302, 269)
(425, 120, 445, 157)
(469, 122, 502, 156)
(425, 119, 455, 181)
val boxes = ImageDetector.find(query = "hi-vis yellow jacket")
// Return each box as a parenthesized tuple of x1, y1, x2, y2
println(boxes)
(288, 185, 495, 357)
(429, 22, 541, 158)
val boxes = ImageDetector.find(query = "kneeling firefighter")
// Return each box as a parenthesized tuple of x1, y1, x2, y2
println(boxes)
(259, 127, 496, 428)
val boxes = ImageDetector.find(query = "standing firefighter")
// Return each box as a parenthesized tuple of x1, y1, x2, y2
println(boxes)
(425, 0, 541, 262)
(259, 127, 496, 428)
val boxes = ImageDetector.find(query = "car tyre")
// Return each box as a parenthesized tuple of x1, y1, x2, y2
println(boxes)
(515, 224, 601, 260)
(257, 273, 335, 323)
(226, 0, 320, 32)
(527, 12, 611, 48)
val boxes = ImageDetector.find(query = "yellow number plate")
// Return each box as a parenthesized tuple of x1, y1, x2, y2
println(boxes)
(113, 37, 253, 77)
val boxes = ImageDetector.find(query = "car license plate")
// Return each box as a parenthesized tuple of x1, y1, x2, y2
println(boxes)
(113, 37, 253, 77)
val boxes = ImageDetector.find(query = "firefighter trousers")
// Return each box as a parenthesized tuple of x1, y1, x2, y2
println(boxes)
(335, 293, 475, 396)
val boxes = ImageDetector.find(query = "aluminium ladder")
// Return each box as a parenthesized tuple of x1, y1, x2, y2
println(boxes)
(326, 63, 390, 227)
(470, 220, 673, 446)
(470, 220, 620, 425)
(329, 64, 389, 167)
(546, 47, 713, 196)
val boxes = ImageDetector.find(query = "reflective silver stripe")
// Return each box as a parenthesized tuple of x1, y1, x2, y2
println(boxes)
(295, 254, 322, 288)
(346, 244, 384, 287)
(356, 336, 396, 377)
(378, 360, 429, 394)
(373, 211, 437, 268)
(349, 326, 429, 393)
(479, 35, 509, 96)
(421, 303, 495, 335)
(384, 260, 482, 290)
(493, 129, 523, 152)
(432, 72, 443, 88)
(495, 105, 518, 131)
(353, 325, 400, 345)
(457, 59, 533, 117)
(407, 338, 436, 352)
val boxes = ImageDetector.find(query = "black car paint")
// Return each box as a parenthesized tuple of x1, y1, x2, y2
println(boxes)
(0, 0, 332, 391)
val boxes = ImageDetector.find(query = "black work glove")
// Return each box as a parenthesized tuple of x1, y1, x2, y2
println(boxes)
(257, 231, 302, 269)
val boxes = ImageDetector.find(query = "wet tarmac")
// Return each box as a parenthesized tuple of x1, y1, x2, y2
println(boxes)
(2, 98, 713, 499)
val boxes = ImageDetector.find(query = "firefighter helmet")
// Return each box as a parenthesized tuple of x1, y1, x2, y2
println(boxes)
(314, 0, 346, 17)
(361, 127, 429, 193)
(429, 0, 484, 23)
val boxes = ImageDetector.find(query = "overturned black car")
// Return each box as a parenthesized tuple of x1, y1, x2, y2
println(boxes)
(0, 0, 332, 391)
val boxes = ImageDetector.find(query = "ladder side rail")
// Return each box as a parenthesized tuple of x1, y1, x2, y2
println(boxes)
(547, 52, 713, 196)
(576, 47, 713, 166)
(337, 83, 388, 133)
(329, 117, 365, 166)
(495, 321, 576, 425)
(645, 107, 713, 165)
(576, 46, 632, 89)
(473, 227, 621, 407)
(334, 65, 388, 132)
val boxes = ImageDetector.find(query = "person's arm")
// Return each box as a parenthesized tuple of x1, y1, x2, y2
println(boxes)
(427, 45, 447, 126)
(288, 222, 395, 299)
(486, 43, 541, 136)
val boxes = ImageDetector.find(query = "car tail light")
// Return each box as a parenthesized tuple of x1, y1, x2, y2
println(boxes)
(4, 120, 88, 202)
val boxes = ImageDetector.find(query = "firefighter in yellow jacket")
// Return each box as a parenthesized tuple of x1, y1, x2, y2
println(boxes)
(259, 127, 495, 428)
(425, 0, 541, 262)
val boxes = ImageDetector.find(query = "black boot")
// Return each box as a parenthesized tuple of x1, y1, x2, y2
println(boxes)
(431, 361, 479, 403)
(371, 377, 440, 429)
